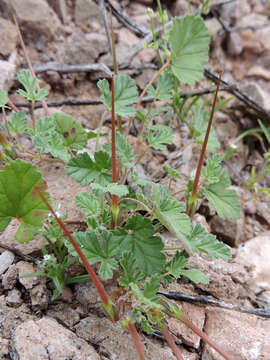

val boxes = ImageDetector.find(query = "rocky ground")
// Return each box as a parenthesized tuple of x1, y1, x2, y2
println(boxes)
(0, 0, 270, 359)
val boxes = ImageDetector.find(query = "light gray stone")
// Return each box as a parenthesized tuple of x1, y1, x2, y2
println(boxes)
(0, 250, 15, 275)
(203, 308, 270, 359)
(6, 288, 23, 307)
(0, 0, 61, 40)
(2, 264, 18, 290)
(13, 317, 100, 360)
(75, 315, 194, 360)
(235, 232, 270, 294)
(0, 18, 18, 57)
(75, 0, 102, 27)
(47, 0, 68, 23)
(0, 60, 16, 92)
(17, 261, 40, 290)
(59, 30, 108, 64)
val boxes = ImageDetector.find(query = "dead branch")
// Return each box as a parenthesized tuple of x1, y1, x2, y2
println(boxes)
(158, 290, 270, 319)
(98, 0, 113, 56)
(204, 68, 270, 122)
(33, 62, 112, 77)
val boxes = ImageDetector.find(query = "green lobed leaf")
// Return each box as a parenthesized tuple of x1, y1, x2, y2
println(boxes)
(118, 251, 144, 289)
(52, 113, 88, 150)
(179, 269, 209, 284)
(147, 125, 173, 150)
(147, 73, 175, 101)
(75, 192, 101, 215)
(188, 224, 231, 260)
(0, 90, 8, 108)
(192, 106, 220, 152)
(66, 151, 112, 186)
(32, 116, 70, 162)
(201, 154, 223, 184)
(0, 160, 50, 242)
(17, 69, 48, 101)
(98, 74, 138, 117)
(66, 230, 119, 280)
(169, 15, 210, 85)
(151, 184, 192, 252)
(164, 164, 181, 178)
(166, 251, 188, 278)
(143, 276, 160, 303)
(8, 110, 29, 134)
(91, 182, 129, 197)
(205, 171, 240, 220)
(104, 131, 134, 168)
(112, 213, 166, 276)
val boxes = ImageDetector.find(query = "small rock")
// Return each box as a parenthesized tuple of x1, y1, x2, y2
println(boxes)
(17, 261, 40, 290)
(1, 0, 62, 40)
(0, 219, 45, 256)
(138, 48, 156, 63)
(30, 283, 49, 311)
(235, 232, 270, 294)
(0, 336, 9, 358)
(256, 202, 270, 226)
(2, 264, 18, 290)
(203, 308, 270, 359)
(171, 0, 190, 16)
(0, 250, 15, 275)
(236, 12, 267, 28)
(247, 65, 270, 80)
(59, 30, 108, 64)
(189, 255, 244, 301)
(240, 82, 270, 111)
(0, 18, 18, 57)
(226, 32, 243, 56)
(209, 211, 245, 248)
(75, 0, 103, 28)
(167, 302, 205, 349)
(47, 303, 80, 327)
(75, 315, 185, 360)
(47, 0, 68, 24)
(6, 289, 23, 307)
(13, 317, 100, 360)
(240, 29, 264, 54)
(0, 60, 16, 92)
(220, 0, 251, 24)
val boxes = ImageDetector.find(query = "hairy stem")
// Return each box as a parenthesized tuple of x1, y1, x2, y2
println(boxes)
(127, 322, 145, 360)
(163, 300, 233, 360)
(187, 69, 223, 216)
(111, 74, 119, 228)
(161, 325, 184, 360)
(118, 197, 152, 214)
(34, 186, 119, 322)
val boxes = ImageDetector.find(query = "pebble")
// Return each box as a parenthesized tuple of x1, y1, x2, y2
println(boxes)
(0, 250, 15, 275)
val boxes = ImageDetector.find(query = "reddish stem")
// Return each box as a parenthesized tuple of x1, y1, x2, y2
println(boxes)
(8, 99, 19, 112)
(137, 59, 170, 109)
(125, 59, 170, 137)
(34, 185, 118, 322)
(180, 315, 233, 360)
(127, 322, 145, 360)
(189, 69, 223, 213)
(13, 15, 49, 116)
(161, 325, 184, 360)
(111, 74, 118, 228)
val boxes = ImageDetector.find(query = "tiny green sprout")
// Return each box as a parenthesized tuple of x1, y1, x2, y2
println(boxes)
(164, 164, 181, 191)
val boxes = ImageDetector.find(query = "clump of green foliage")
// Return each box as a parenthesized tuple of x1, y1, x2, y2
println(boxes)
(0, 5, 239, 359)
